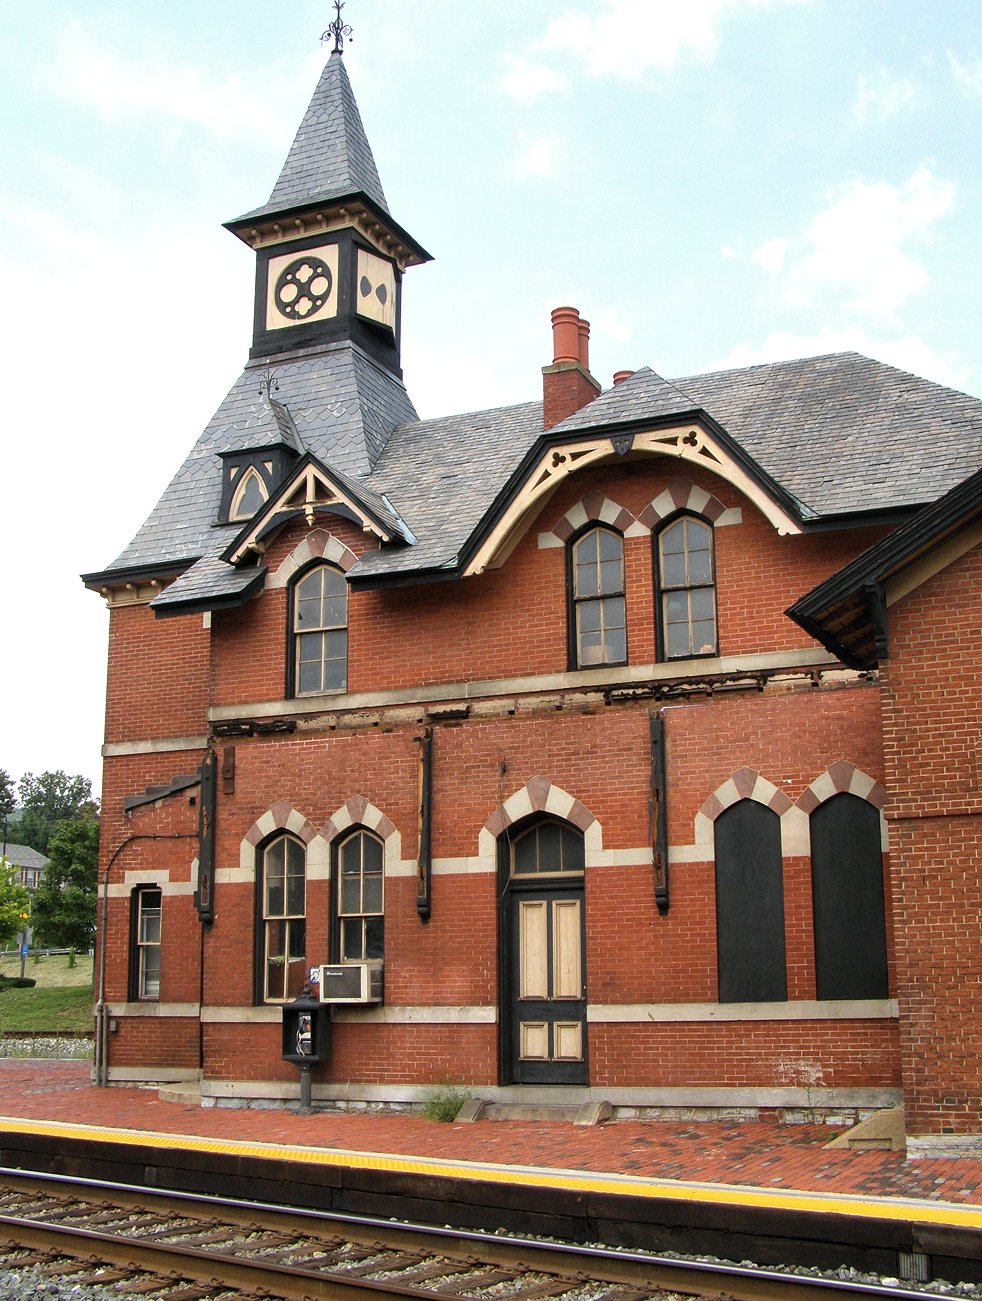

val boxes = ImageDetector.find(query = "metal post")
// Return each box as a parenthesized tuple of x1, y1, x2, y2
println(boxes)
(299, 1064, 312, 1114)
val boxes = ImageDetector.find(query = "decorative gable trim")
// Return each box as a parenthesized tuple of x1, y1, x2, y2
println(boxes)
(268, 529, 358, 589)
(225, 454, 406, 566)
(466, 421, 802, 577)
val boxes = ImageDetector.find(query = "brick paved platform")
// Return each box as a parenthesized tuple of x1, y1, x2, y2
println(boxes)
(2, 1060, 981, 1209)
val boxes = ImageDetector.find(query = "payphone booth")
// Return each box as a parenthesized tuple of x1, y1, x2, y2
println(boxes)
(281, 988, 330, 1113)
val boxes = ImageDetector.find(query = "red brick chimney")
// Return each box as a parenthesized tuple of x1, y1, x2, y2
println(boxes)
(542, 306, 602, 429)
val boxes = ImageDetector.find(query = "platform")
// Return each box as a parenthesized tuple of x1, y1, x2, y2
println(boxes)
(1, 1066, 982, 1280)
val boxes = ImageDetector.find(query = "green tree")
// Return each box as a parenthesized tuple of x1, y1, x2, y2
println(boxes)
(0, 770, 15, 824)
(0, 857, 31, 950)
(14, 771, 98, 855)
(29, 816, 100, 952)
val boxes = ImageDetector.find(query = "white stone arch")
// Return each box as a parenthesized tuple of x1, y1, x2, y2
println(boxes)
(268, 528, 357, 589)
(312, 795, 403, 878)
(239, 802, 318, 875)
(694, 767, 806, 857)
(478, 776, 602, 862)
(797, 762, 888, 850)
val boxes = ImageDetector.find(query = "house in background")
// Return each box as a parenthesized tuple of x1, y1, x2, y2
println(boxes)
(2, 843, 49, 894)
(82, 42, 981, 1158)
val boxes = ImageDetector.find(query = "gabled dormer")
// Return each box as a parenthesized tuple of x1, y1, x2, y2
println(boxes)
(223, 49, 431, 374)
(217, 397, 304, 525)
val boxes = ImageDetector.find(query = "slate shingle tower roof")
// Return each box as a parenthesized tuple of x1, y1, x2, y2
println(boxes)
(83, 45, 982, 611)
(233, 51, 388, 224)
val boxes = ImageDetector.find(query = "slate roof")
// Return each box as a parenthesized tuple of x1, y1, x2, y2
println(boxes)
(91, 349, 982, 596)
(787, 464, 982, 668)
(233, 51, 388, 224)
(99, 343, 418, 578)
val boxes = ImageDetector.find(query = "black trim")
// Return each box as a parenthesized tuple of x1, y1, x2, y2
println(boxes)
(151, 568, 267, 620)
(224, 190, 432, 265)
(81, 559, 195, 590)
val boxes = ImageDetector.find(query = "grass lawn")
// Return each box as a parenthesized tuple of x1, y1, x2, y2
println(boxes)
(0, 952, 94, 1034)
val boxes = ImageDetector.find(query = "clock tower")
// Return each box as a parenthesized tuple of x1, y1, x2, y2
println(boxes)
(224, 47, 430, 376)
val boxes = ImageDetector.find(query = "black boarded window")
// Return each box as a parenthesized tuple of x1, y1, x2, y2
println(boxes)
(811, 794, 888, 1000)
(715, 800, 787, 1002)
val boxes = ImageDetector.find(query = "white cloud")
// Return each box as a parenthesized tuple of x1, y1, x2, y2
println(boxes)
(744, 166, 955, 317)
(505, 132, 567, 180)
(854, 69, 919, 121)
(500, 54, 570, 103)
(750, 237, 789, 273)
(712, 326, 973, 392)
(948, 52, 982, 96)
(499, 0, 808, 89)
(41, 30, 290, 145)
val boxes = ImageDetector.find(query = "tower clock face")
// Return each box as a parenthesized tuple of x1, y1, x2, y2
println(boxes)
(356, 249, 397, 332)
(265, 243, 339, 332)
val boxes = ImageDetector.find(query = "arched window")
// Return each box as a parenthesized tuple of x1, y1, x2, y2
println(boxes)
(229, 466, 268, 521)
(129, 886, 161, 1001)
(568, 526, 626, 668)
(511, 819, 585, 876)
(292, 563, 347, 695)
(656, 514, 717, 659)
(335, 829, 384, 961)
(714, 800, 786, 1002)
(258, 834, 306, 1002)
(810, 794, 888, 1000)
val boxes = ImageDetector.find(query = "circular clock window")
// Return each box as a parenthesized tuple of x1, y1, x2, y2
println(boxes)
(274, 257, 333, 321)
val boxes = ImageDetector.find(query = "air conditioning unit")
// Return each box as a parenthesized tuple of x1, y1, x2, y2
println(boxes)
(318, 960, 383, 1005)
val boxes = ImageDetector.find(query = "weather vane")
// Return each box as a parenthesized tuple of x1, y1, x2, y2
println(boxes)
(258, 368, 279, 399)
(322, 1, 353, 55)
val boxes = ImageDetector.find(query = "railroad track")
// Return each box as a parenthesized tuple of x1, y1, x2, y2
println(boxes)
(0, 1168, 956, 1301)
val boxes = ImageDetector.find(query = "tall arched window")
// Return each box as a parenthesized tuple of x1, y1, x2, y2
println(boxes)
(714, 800, 786, 1002)
(568, 526, 626, 668)
(811, 794, 888, 1000)
(258, 834, 306, 1002)
(292, 563, 347, 695)
(335, 829, 384, 962)
(656, 514, 717, 659)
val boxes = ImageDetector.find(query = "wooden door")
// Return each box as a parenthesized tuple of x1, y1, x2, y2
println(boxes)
(507, 884, 587, 1084)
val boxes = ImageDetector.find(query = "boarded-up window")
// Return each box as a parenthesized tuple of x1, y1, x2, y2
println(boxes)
(715, 800, 786, 1002)
(811, 793, 888, 1000)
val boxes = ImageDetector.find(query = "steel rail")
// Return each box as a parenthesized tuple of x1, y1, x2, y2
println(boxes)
(0, 1166, 964, 1301)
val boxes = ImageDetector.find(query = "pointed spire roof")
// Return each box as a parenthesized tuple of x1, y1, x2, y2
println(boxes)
(235, 51, 388, 224)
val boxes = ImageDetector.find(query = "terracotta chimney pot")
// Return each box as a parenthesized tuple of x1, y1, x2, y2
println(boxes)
(577, 317, 591, 371)
(551, 306, 581, 364)
(613, 370, 635, 386)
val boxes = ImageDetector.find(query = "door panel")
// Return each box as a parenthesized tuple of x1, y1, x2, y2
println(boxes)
(507, 885, 587, 1084)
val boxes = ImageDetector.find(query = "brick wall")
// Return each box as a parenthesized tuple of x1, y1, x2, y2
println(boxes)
(882, 543, 982, 1135)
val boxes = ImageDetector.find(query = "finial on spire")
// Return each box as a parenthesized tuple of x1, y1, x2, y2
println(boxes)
(322, 1, 353, 55)
(258, 368, 279, 399)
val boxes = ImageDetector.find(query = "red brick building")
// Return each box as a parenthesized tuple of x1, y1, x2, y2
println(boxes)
(84, 48, 982, 1153)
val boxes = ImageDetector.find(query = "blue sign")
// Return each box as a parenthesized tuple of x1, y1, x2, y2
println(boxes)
(20, 944, 28, 958)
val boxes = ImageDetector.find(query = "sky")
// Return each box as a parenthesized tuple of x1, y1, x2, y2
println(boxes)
(1, 0, 979, 802)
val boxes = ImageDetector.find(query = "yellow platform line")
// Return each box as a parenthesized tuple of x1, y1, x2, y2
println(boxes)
(2, 1114, 982, 1232)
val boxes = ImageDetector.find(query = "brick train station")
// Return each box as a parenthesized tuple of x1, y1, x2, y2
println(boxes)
(82, 35, 982, 1160)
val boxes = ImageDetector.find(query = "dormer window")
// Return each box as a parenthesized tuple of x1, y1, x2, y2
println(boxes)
(229, 466, 269, 521)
